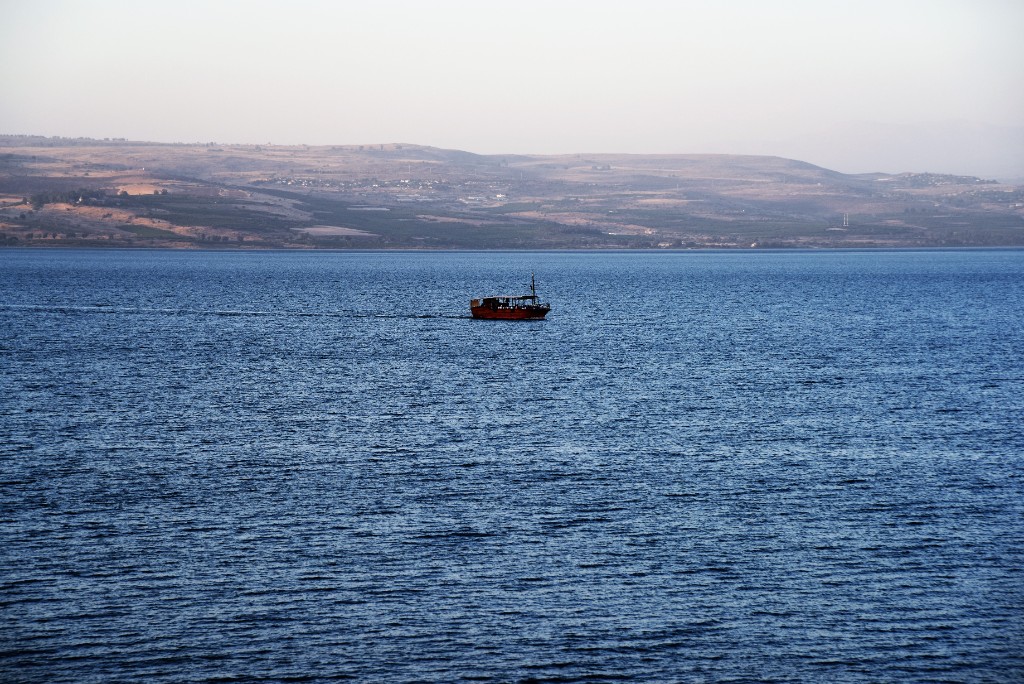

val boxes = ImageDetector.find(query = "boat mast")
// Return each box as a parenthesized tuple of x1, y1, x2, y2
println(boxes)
(531, 272, 536, 299)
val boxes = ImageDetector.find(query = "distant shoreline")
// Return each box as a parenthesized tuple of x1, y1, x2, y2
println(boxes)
(3, 139, 1021, 250)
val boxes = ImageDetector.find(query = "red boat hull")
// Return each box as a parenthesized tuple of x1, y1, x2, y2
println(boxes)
(471, 304, 549, 320)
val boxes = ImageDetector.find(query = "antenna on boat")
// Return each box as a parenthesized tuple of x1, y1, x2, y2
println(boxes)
(531, 272, 536, 298)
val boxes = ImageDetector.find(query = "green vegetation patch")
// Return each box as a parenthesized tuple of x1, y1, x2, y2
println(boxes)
(118, 224, 186, 239)
(121, 193, 299, 234)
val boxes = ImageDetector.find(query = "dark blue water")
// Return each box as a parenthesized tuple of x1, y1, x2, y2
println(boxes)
(2, 248, 1023, 683)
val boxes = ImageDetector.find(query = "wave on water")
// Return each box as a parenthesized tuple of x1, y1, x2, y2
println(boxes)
(0, 303, 471, 319)
(2, 249, 1023, 683)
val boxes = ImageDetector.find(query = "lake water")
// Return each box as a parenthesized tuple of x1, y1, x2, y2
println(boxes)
(2, 248, 1023, 683)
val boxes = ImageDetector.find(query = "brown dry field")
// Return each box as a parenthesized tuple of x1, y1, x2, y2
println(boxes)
(296, 225, 377, 237)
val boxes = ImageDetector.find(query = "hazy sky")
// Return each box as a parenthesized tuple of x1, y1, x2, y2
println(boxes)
(2, 0, 1022, 176)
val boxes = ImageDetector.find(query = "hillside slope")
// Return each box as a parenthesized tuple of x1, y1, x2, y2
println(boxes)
(2, 137, 1021, 248)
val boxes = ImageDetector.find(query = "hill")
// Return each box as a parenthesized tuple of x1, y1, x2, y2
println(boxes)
(1, 136, 1022, 249)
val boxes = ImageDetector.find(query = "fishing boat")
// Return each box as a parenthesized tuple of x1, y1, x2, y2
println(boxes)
(471, 274, 551, 320)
